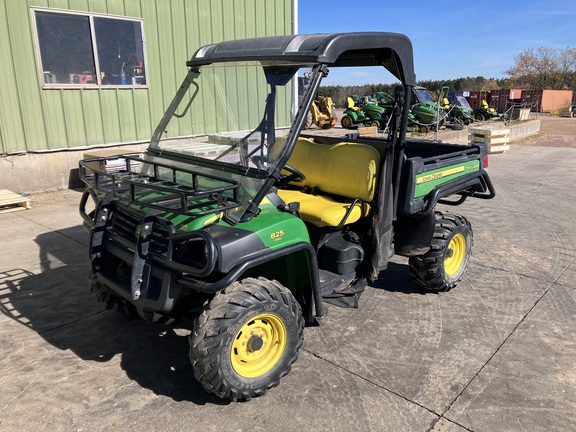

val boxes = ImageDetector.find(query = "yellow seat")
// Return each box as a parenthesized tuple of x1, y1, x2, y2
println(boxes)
(278, 189, 369, 227)
(347, 96, 361, 111)
(277, 138, 380, 228)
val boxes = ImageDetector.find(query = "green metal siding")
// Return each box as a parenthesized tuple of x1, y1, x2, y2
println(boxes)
(0, 0, 293, 154)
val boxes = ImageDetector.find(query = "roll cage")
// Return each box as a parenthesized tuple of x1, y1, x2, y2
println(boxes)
(146, 32, 416, 223)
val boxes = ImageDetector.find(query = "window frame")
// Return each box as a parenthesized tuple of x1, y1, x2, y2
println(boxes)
(30, 7, 148, 89)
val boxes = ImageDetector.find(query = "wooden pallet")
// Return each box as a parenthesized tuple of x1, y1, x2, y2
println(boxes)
(485, 144, 510, 154)
(0, 189, 31, 214)
(469, 127, 510, 137)
(469, 127, 511, 153)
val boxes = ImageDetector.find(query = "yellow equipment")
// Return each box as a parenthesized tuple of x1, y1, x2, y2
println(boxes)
(305, 96, 337, 129)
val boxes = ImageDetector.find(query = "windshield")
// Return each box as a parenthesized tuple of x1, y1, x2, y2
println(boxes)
(415, 88, 433, 103)
(455, 95, 472, 109)
(142, 58, 404, 223)
(147, 61, 297, 223)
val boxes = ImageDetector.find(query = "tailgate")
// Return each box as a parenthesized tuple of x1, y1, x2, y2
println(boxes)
(398, 142, 495, 215)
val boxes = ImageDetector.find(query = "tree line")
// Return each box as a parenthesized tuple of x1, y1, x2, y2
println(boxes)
(319, 46, 576, 108)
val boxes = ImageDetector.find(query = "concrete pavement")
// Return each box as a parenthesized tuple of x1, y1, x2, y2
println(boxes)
(0, 138, 575, 431)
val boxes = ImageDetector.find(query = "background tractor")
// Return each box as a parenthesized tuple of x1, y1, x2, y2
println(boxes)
(408, 86, 447, 133)
(340, 96, 388, 129)
(440, 86, 475, 125)
(305, 95, 338, 129)
(473, 90, 499, 121)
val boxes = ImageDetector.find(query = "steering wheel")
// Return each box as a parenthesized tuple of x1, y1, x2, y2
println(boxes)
(251, 156, 306, 187)
(280, 164, 306, 186)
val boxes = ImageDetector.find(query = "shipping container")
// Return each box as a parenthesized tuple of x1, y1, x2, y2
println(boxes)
(488, 90, 522, 113)
(466, 89, 573, 114)
(541, 90, 573, 113)
(517, 90, 573, 113)
(467, 91, 481, 109)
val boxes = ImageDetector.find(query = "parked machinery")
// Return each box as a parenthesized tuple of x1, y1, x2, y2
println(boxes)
(473, 90, 499, 121)
(305, 96, 338, 129)
(340, 96, 388, 129)
(408, 86, 447, 133)
(441, 87, 475, 125)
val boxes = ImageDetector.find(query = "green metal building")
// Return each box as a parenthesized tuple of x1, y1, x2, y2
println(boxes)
(0, 0, 295, 192)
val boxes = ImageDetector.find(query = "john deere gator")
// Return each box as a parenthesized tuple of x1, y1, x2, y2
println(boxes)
(79, 32, 495, 402)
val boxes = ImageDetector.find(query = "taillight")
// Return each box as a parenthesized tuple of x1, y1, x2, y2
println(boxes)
(483, 155, 489, 169)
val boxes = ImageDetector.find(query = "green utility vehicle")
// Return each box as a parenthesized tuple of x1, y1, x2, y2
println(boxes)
(79, 32, 495, 402)
(408, 86, 447, 132)
(444, 90, 475, 125)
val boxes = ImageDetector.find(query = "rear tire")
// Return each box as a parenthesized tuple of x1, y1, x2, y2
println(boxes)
(190, 277, 304, 401)
(409, 212, 473, 292)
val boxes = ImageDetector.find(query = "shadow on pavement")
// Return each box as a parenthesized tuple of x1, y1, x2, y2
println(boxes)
(372, 261, 432, 295)
(0, 226, 228, 406)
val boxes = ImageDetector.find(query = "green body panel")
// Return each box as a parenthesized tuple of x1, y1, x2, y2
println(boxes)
(158, 198, 312, 296)
(162, 199, 311, 296)
(414, 160, 480, 198)
(227, 202, 310, 249)
(159, 199, 310, 249)
(161, 211, 225, 232)
(412, 103, 441, 124)
(344, 103, 385, 125)
(451, 106, 474, 121)
(241, 249, 312, 298)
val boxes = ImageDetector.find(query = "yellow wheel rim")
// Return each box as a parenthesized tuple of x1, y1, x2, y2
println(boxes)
(231, 313, 287, 379)
(444, 233, 466, 276)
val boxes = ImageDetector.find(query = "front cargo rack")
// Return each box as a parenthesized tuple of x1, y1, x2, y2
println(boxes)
(79, 154, 242, 217)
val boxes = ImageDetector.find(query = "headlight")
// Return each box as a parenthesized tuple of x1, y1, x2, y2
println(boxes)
(173, 233, 217, 276)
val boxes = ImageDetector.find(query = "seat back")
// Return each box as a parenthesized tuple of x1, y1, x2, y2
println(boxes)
(287, 138, 380, 202)
(347, 97, 355, 109)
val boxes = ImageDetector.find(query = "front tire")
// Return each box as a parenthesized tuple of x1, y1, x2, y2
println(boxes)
(89, 270, 136, 316)
(304, 111, 313, 129)
(340, 115, 353, 129)
(409, 212, 473, 292)
(190, 277, 304, 401)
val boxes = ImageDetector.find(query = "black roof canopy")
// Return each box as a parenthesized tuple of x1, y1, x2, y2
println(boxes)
(187, 32, 416, 86)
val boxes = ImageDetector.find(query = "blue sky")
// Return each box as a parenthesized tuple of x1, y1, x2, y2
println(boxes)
(298, 0, 576, 85)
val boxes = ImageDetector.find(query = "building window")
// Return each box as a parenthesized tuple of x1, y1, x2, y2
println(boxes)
(32, 8, 147, 88)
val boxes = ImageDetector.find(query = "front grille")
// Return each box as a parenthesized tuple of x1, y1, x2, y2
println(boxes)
(109, 206, 170, 258)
